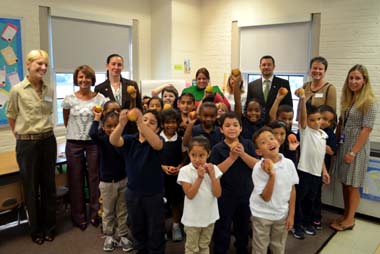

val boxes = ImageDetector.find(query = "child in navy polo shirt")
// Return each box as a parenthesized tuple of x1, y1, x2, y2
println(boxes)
(209, 112, 258, 254)
(89, 110, 133, 252)
(110, 108, 165, 254)
(183, 102, 223, 149)
(159, 109, 186, 242)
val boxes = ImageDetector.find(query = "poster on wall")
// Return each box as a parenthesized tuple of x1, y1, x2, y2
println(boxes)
(0, 18, 23, 126)
(360, 157, 380, 202)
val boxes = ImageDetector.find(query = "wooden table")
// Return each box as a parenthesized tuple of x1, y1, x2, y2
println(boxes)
(0, 142, 67, 177)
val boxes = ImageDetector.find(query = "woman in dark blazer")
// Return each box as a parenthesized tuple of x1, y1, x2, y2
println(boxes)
(95, 53, 142, 133)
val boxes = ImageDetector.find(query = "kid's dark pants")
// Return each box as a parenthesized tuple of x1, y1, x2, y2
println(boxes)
(126, 189, 166, 254)
(213, 194, 251, 254)
(294, 170, 322, 228)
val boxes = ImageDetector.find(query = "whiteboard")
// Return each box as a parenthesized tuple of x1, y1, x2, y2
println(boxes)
(139, 80, 188, 97)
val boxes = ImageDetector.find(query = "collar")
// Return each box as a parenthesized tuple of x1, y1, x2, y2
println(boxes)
(22, 77, 47, 89)
(159, 131, 179, 142)
(261, 75, 274, 84)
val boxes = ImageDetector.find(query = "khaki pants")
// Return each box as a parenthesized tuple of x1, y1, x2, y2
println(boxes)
(251, 216, 288, 254)
(184, 223, 214, 254)
(99, 178, 128, 237)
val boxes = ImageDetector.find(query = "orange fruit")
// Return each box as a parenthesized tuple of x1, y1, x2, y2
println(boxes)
(205, 85, 213, 93)
(287, 134, 297, 143)
(127, 85, 136, 94)
(94, 105, 102, 113)
(127, 111, 137, 122)
(279, 87, 288, 95)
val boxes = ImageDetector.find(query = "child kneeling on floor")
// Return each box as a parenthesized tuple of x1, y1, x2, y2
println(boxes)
(250, 127, 299, 254)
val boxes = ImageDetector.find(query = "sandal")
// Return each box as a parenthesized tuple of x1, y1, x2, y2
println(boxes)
(330, 222, 355, 231)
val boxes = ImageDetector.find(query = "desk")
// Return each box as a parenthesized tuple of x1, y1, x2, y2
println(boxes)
(0, 142, 67, 177)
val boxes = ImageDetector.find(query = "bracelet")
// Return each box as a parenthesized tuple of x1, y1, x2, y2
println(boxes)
(349, 151, 356, 157)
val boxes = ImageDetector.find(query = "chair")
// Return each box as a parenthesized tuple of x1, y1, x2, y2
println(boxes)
(55, 168, 69, 215)
(0, 179, 24, 229)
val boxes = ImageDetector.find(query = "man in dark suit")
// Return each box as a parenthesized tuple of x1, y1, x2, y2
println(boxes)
(246, 55, 293, 123)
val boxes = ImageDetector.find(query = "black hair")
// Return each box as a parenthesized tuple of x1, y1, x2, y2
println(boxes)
(143, 95, 151, 100)
(148, 96, 164, 109)
(307, 105, 321, 116)
(179, 92, 195, 103)
(144, 109, 162, 129)
(244, 98, 263, 114)
(199, 102, 217, 115)
(106, 53, 124, 79)
(252, 126, 274, 148)
(310, 56, 328, 71)
(103, 111, 119, 124)
(318, 104, 337, 129)
(103, 100, 121, 112)
(188, 135, 211, 153)
(219, 111, 242, 127)
(161, 108, 180, 125)
(268, 120, 287, 131)
(260, 55, 275, 66)
(277, 104, 294, 116)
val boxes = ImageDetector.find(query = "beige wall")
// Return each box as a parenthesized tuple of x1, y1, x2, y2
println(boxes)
(0, 0, 379, 152)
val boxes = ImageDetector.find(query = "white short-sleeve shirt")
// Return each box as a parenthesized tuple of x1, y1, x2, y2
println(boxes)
(177, 163, 223, 227)
(62, 93, 107, 140)
(298, 126, 328, 176)
(250, 154, 299, 221)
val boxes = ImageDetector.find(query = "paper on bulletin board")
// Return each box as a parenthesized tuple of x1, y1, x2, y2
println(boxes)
(0, 68, 5, 87)
(7, 71, 20, 86)
(0, 89, 9, 109)
(174, 64, 183, 71)
(1, 46, 17, 65)
(1, 23, 18, 42)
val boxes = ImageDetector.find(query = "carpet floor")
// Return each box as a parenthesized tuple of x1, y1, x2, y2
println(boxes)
(0, 209, 337, 254)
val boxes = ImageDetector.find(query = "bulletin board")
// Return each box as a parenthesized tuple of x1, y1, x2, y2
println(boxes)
(0, 18, 23, 125)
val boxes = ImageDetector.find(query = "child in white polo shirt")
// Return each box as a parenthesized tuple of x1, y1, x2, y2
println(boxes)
(292, 90, 330, 239)
(250, 127, 299, 254)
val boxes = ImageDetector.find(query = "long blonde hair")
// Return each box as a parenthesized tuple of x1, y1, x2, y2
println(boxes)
(340, 64, 375, 115)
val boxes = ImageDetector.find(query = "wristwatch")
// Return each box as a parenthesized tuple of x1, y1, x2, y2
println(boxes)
(349, 151, 356, 157)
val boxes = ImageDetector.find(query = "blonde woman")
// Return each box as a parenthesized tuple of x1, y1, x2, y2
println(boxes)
(331, 64, 378, 231)
(7, 50, 57, 244)
(224, 68, 246, 114)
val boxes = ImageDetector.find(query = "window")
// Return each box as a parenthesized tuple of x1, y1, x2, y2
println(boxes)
(245, 73, 306, 124)
(49, 12, 132, 125)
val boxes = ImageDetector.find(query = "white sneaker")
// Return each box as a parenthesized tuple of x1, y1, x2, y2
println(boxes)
(120, 236, 134, 252)
(103, 236, 116, 252)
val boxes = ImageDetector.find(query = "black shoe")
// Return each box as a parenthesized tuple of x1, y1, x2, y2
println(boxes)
(44, 231, 55, 242)
(90, 217, 100, 227)
(32, 235, 45, 245)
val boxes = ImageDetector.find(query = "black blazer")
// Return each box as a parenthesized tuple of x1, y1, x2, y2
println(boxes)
(95, 78, 142, 110)
(246, 76, 293, 123)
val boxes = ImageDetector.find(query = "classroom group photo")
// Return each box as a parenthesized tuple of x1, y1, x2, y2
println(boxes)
(4, 49, 378, 254)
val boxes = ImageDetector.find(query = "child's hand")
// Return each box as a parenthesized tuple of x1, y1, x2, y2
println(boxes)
(119, 109, 129, 125)
(288, 140, 300, 151)
(231, 142, 245, 156)
(92, 106, 102, 121)
(294, 88, 305, 99)
(168, 166, 179, 175)
(285, 216, 294, 231)
(276, 88, 288, 101)
(261, 159, 275, 176)
(197, 165, 206, 179)
(322, 171, 330, 184)
(205, 163, 216, 178)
